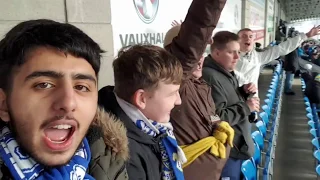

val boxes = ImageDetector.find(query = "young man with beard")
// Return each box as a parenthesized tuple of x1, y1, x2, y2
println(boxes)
(202, 31, 259, 180)
(0, 19, 128, 180)
(162, 0, 236, 177)
(235, 26, 320, 97)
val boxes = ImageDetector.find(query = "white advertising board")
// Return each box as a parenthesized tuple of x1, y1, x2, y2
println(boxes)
(110, 0, 242, 56)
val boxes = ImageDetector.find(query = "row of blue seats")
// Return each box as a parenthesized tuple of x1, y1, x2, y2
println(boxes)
(241, 62, 285, 180)
(302, 79, 320, 176)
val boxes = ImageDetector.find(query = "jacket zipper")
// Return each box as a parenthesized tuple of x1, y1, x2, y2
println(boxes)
(114, 164, 126, 180)
(233, 143, 240, 152)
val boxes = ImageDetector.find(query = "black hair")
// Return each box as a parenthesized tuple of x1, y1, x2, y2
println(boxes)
(0, 19, 104, 91)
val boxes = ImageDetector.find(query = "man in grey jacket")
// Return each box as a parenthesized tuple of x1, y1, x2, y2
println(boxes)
(202, 31, 259, 180)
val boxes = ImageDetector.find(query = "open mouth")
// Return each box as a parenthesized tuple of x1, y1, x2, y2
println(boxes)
(245, 43, 251, 46)
(43, 121, 77, 151)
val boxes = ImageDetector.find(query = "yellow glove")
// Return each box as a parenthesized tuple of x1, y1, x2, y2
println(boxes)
(214, 121, 234, 147)
(209, 138, 226, 158)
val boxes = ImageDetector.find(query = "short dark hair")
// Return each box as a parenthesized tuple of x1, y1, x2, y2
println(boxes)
(113, 44, 183, 102)
(210, 31, 239, 51)
(237, 28, 253, 35)
(0, 19, 104, 92)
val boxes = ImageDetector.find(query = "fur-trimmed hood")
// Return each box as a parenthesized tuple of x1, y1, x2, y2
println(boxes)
(87, 106, 129, 161)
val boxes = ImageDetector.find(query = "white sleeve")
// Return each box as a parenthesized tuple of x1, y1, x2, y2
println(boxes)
(235, 70, 249, 87)
(258, 33, 308, 65)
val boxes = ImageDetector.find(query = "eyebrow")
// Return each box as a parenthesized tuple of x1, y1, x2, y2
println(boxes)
(73, 73, 97, 85)
(170, 88, 180, 95)
(25, 71, 97, 85)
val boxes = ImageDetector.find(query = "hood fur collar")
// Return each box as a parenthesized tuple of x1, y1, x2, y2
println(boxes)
(90, 107, 129, 161)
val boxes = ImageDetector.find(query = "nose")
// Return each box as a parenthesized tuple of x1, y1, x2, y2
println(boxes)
(52, 83, 77, 113)
(234, 52, 240, 59)
(175, 92, 182, 106)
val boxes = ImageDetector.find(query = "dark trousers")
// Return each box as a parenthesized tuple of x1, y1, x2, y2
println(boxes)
(220, 157, 243, 180)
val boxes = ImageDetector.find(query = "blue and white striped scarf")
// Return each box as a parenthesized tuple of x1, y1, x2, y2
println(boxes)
(0, 125, 94, 180)
(116, 95, 186, 180)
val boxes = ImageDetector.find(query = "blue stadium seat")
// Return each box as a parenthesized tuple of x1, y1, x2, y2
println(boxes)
(241, 159, 257, 180)
(306, 107, 312, 114)
(316, 164, 320, 175)
(312, 138, 319, 149)
(308, 121, 316, 129)
(256, 120, 267, 137)
(266, 93, 274, 103)
(310, 129, 318, 138)
(262, 105, 271, 116)
(307, 113, 313, 121)
(305, 102, 311, 107)
(313, 150, 320, 162)
(252, 142, 261, 166)
(304, 96, 310, 103)
(259, 112, 269, 125)
(252, 131, 264, 150)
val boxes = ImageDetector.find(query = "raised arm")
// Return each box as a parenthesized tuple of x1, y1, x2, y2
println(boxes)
(165, 0, 226, 76)
(259, 26, 320, 65)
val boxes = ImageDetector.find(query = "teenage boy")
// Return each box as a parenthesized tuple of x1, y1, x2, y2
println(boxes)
(202, 31, 259, 180)
(98, 44, 186, 180)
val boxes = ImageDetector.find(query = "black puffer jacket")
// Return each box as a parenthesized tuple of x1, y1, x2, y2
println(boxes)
(305, 73, 320, 104)
(284, 48, 300, 73)
(99, 86, 164, 180)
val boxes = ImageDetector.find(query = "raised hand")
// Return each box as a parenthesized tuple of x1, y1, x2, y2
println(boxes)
(171, 20, 183, 27)
(306, 25, 320, 38)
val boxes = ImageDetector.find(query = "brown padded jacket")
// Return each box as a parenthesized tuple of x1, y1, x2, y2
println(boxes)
(164, 0, 230, 179)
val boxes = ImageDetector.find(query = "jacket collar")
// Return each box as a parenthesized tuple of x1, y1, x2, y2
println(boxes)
(203, 54, 235, 79)
(240, 50, 254, 59)
(98, 86, 159, 146)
